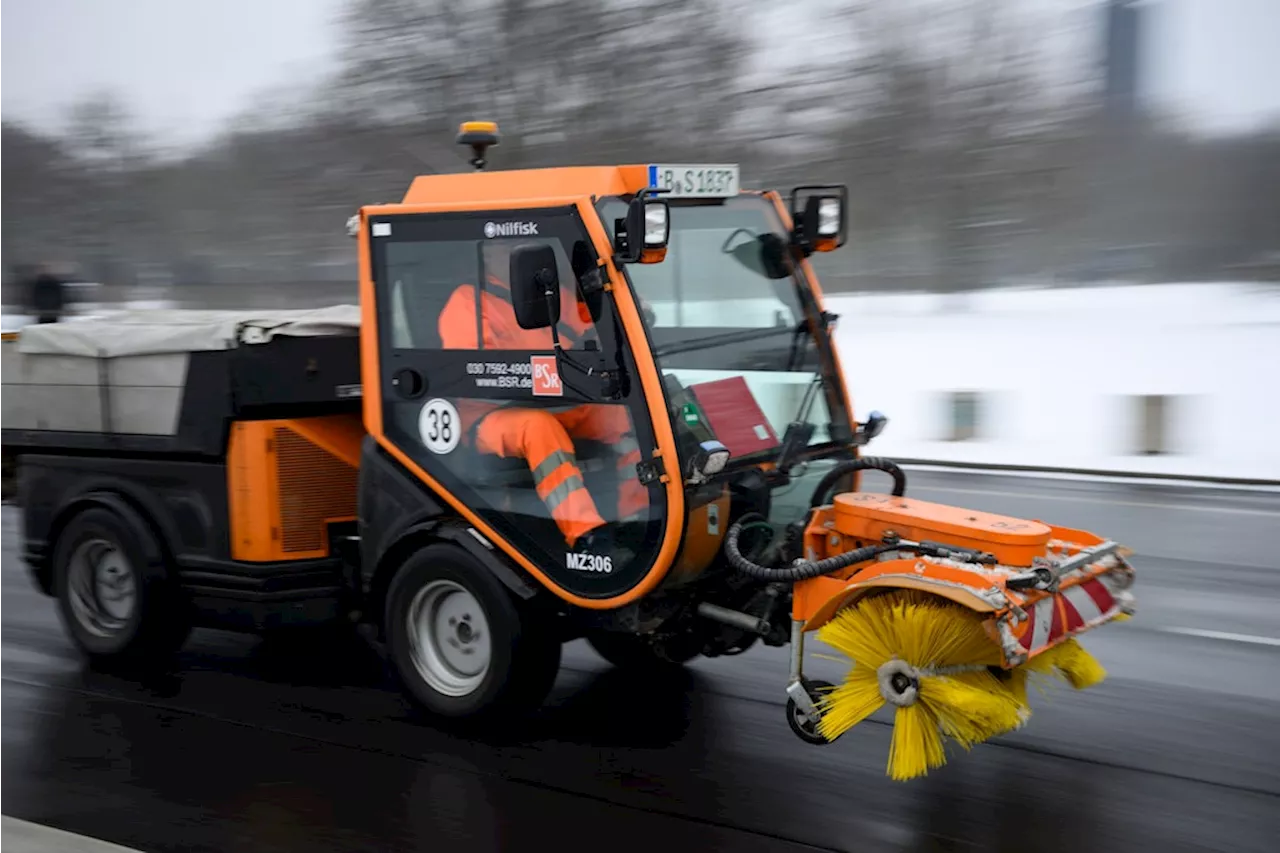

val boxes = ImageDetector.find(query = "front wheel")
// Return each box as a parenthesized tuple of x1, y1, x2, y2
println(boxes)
(385, 543, 560, 721)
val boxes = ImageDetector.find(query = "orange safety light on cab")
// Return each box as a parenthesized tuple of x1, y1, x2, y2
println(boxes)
(457, 121, 500, 170)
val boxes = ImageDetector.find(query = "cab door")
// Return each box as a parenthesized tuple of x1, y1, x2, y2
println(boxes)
(361, 205, 668, 601)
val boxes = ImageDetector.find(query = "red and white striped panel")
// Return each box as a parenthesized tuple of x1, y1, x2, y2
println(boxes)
(1017, 574, 1122, 654)
(1018, 596, 1058, 654)
(1060, 577, 1119, 633)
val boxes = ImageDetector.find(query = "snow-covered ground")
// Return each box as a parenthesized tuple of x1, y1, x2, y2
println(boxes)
(822, 283, 1280, 480)
(1, 301, 178, 332)
(4, 282, 1278, 480)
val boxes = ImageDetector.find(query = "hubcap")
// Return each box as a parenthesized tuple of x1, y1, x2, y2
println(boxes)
(67, 539, 137, 638)
(406, 580, 492, 697)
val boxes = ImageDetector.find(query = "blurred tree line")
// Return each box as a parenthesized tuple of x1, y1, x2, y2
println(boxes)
(3, 0, 1278, 305)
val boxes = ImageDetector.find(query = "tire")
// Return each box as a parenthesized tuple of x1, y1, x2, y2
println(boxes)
(786, 678, 836, 745)
(587, 630, 700, 671)
(53, 505, 191, 668)
(384, 543, 561, 721)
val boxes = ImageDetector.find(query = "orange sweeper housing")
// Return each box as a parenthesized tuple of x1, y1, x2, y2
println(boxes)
(1, 122, 1136, 780)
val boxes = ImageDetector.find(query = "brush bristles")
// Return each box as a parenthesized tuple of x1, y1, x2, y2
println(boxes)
(1030, 637, 1108, 689)
(815, 590, 1108, 781)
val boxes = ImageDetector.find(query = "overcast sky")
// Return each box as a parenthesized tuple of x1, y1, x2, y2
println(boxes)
(3, 0, 1278, 147)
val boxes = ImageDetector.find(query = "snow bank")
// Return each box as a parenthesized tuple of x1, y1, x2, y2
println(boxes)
(823, 283, 1280, 480)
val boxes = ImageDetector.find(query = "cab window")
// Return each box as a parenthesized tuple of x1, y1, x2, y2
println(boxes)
(598, 196, 835, 463)
(367, 207, 665, 598)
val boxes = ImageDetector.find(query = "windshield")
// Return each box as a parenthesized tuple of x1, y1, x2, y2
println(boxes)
(598, 195, 845, 467)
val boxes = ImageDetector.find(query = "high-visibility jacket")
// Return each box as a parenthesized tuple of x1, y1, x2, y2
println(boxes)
(438, 276, 595, 435)
(438, 276, 646, 545)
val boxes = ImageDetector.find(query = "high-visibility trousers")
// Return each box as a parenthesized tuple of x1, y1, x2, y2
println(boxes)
(474, 405, 648, 547)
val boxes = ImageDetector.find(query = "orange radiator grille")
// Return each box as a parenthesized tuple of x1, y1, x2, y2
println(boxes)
(274, 427, 359, 553)
(227, 414, 364, 562)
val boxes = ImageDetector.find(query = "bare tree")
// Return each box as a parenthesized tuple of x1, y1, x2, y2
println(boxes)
(334, 0, 748, 166)
(3, 0, 1278, 306)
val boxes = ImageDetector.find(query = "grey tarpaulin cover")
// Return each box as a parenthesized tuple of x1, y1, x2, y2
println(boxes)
(13, 305, 362, 357)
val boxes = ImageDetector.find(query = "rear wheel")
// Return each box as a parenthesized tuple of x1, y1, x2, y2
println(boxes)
(385, 543, 560, 720)
(53, 505, 191, 668)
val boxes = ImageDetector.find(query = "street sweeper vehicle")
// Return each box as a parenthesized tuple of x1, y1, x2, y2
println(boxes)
(1, 122, 1136, 780)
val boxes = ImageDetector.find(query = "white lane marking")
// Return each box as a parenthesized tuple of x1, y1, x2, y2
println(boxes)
(910, 484, 1280, 518)
(900, 464, 1280, 494)
(1158, 627, 1280, 647)
(2, 817, 145, 852)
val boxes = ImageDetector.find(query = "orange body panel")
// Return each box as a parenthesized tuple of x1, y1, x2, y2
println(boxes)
(793, 557, 1008, 628)
(400, 166, 652, 205)
(666, 488, 731, 587)
(830, 492, 1052, 568)
(227, 415, 362, 562)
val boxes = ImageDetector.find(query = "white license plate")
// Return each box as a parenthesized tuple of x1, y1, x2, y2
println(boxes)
(647, 164, 740, 198)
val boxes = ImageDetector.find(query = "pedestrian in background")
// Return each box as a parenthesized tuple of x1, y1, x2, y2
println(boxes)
(27, 264, 67, 324)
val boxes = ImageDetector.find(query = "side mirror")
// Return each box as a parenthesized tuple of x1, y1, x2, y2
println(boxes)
(790, 185, 848, 255)
(509, 244, 562, 330)
(615, 197, 670, 264)
(856, 410, 888, 445)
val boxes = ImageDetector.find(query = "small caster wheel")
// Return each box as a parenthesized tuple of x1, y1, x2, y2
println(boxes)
(786, 678, 836, 745)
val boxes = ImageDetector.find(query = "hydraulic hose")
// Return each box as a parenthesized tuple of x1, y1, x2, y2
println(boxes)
(723, 514, 895, 582)
(809, 456, 907, 508)
(721, 456, 909, 583)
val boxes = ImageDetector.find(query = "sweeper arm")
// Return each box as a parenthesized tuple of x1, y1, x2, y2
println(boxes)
(723, 460, 1136, 781)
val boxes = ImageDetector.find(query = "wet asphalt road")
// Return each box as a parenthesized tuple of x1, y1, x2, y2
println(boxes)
(3, 471, 1279, 852)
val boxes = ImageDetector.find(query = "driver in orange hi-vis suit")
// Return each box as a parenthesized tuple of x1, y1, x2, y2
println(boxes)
(437, 241, 649, 553)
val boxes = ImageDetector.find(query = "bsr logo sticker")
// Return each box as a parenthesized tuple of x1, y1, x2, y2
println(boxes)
(531, 355, 562, 396)
(566, 552, 613, 573)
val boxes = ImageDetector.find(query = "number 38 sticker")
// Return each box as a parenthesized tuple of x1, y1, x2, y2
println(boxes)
(418, 398, 460, 454)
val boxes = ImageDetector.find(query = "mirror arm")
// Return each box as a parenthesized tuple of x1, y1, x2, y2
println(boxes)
(543, 286, 628, 401)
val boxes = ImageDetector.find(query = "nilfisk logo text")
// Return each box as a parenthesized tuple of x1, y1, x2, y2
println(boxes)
(484, 221, 539, 238)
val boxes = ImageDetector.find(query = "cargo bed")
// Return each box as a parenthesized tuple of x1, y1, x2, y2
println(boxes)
(1, 306, 363, 458)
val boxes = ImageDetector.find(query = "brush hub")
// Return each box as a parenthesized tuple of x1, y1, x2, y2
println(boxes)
(877, 659, 921, 707)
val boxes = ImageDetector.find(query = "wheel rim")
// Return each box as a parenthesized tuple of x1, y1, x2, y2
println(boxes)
(406, 580, 492, 698)
(790, 699, 819, 733)
(67, 538, 137, 638)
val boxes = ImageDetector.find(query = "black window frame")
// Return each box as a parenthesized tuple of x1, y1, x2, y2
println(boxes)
(366, 205, 669, 599)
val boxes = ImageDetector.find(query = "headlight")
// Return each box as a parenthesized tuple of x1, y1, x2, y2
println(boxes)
(689, 439, 730, 483)
(817, 197, 841, 237)
(644, 202, 669, 247)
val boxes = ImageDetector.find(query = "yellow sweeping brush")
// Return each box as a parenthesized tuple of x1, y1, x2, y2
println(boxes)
(1023, 637, 1108, 690)
(816, 589, 1113, 780)
(816, 589, 1029, 781)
